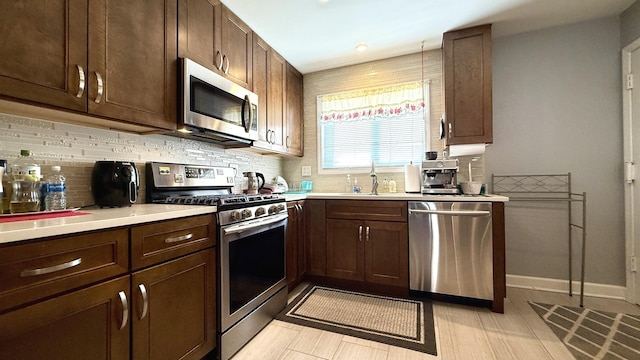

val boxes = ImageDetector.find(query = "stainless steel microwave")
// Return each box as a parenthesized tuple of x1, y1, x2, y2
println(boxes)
(177, 58, 258, 147)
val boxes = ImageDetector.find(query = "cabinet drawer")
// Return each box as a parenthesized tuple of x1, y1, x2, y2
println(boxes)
(131, 214, 215, 270)
(326, 200, 407, 222)
(0, 228, 129, 313)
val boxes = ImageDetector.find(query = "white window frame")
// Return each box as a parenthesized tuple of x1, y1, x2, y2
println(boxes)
(316, 82, 431, 175)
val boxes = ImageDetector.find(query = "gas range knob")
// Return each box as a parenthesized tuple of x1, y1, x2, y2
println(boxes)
(230, 210, 242, 221)
(276, 204, 286, 212)
(241, 209, 252, 219)
(255, 207, 266, 217)
(268, 205, 277, 215)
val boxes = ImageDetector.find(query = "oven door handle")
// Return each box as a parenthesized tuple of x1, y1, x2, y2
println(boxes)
(223, 213, 288, 235)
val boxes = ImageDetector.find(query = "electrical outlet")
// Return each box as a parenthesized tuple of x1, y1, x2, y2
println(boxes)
(301, 165, 312, 177)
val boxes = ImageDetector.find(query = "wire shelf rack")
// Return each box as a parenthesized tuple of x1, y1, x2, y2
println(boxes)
(491, 173, 587, 306)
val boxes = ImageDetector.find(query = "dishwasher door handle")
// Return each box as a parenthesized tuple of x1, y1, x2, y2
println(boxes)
(409, 209, 490, 216)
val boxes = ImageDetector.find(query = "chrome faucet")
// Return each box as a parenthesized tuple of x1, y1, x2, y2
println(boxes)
(370, 161, 378, 195)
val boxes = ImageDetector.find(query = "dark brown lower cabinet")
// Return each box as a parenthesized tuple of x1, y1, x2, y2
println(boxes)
(0, 276, 130, 360)
(132, 248, 216, 360)
(326, 219, 408, 287)
(286, 200, 306, 290)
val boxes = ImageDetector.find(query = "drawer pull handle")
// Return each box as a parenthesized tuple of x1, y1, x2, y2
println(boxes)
(358, 225, 363, 242)
(138, 284, 149, 320)
(76, 64, 85, 98)
(366, 226, 370, 242)
(165, 233, 193, 243)
(118, 290, 129, 330)
(20, 257, 82, 277)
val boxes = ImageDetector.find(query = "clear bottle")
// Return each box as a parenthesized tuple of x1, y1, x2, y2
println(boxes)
(353, 177, 359, 193)
(382, 177, 389, 193)
(388, 177, 397, 193)
(345, 174, 352, 193)
(11, 149, 40, 181)
(45, 166, 66, 211)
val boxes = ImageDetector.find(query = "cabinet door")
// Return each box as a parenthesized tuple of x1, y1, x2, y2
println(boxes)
(286, 201, 299, 289)
(296, 201, 307, 282)
(131, 249, 216, 360)
(0, 0, 87, 111)
(326, 219, 364, 281)
(0, 276, 130, 360)
(305, 199, 326, 276)
(443, 24, 492, 145)
(88, 0, 177, 130)
(364, 221, 409, 287)
(286, 63, 304, 156)
(267, 49, 287, 152)
(178, 0, 221, 71)
(220, 5, 252, 88)
(252, 33, 271, 147)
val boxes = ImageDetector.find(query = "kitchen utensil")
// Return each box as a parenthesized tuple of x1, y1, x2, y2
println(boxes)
(91, 161, 139, 207)
(243, 172, 264, 194)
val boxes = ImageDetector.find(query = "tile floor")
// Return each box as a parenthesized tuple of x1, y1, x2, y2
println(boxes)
(230, 284, 640, 360)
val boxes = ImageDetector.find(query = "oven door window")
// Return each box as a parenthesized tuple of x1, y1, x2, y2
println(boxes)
(228, 225, 285, 314)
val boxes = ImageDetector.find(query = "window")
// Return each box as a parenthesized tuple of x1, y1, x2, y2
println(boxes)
(317, 81, 429, 173)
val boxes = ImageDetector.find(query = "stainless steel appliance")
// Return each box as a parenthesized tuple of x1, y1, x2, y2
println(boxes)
(408, 201, 493, 300)
(146, 162, 288, 360)
(176, 58, 259, 147)
(91, 161, 139, 207)
(421, 159, 460, 194)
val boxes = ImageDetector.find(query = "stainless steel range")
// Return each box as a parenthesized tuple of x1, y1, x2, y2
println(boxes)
(146, 162, 288, 360)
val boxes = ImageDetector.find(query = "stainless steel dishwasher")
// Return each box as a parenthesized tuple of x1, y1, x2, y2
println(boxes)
(408, 201, 493, 300)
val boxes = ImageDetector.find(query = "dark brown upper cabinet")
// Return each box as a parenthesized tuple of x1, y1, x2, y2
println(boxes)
(443, 24, 493, 145)
(178, 0, 252, 88)
(0, 0, 177, 131)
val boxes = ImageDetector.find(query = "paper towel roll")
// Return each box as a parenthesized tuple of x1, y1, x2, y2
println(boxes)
(448, 143, 486, 157)
(404, 164, 421, 193)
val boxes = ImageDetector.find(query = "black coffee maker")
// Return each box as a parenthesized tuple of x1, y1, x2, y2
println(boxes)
(91, 161, 139, 207)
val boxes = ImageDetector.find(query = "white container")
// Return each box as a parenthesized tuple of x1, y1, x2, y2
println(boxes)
(460, 181, 483, 195)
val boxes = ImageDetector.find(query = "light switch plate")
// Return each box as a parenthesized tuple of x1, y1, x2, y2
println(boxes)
(301, 165, 312, 177)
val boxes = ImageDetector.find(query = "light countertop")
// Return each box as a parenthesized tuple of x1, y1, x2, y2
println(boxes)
(0, 204, 216, 245)
(285, 192, 509, 202)
(2, 193, 508, 245)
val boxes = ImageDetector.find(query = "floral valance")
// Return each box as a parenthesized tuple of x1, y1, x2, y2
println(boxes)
(319, 81, 426, 122)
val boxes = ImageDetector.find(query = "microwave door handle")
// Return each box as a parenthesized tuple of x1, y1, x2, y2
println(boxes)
(242, 94, 253, 133)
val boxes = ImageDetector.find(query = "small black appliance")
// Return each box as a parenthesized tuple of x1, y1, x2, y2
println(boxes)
(91, 161, 139, 207)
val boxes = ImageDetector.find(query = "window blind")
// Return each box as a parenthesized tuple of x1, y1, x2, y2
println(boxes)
(318, 81, 429, 170)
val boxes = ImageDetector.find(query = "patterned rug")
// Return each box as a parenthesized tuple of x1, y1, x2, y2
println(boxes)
(276, 285, 436, 355)
(530, 302, 640, 359)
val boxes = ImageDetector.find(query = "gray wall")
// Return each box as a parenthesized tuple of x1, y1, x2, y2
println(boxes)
(622, 0, 640, 48)
(487, 17, 624, 286)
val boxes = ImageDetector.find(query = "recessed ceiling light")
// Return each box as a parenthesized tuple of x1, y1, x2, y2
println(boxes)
(355, 43, 368, 52)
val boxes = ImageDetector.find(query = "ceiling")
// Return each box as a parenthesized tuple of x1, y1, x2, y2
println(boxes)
(221, 0, 636, 74)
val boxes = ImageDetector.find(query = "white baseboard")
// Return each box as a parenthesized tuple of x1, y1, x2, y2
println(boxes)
(506, 274, 627, 300)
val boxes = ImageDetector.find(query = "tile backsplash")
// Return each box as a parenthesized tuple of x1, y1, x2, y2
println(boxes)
(0, 113, 282, 208)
